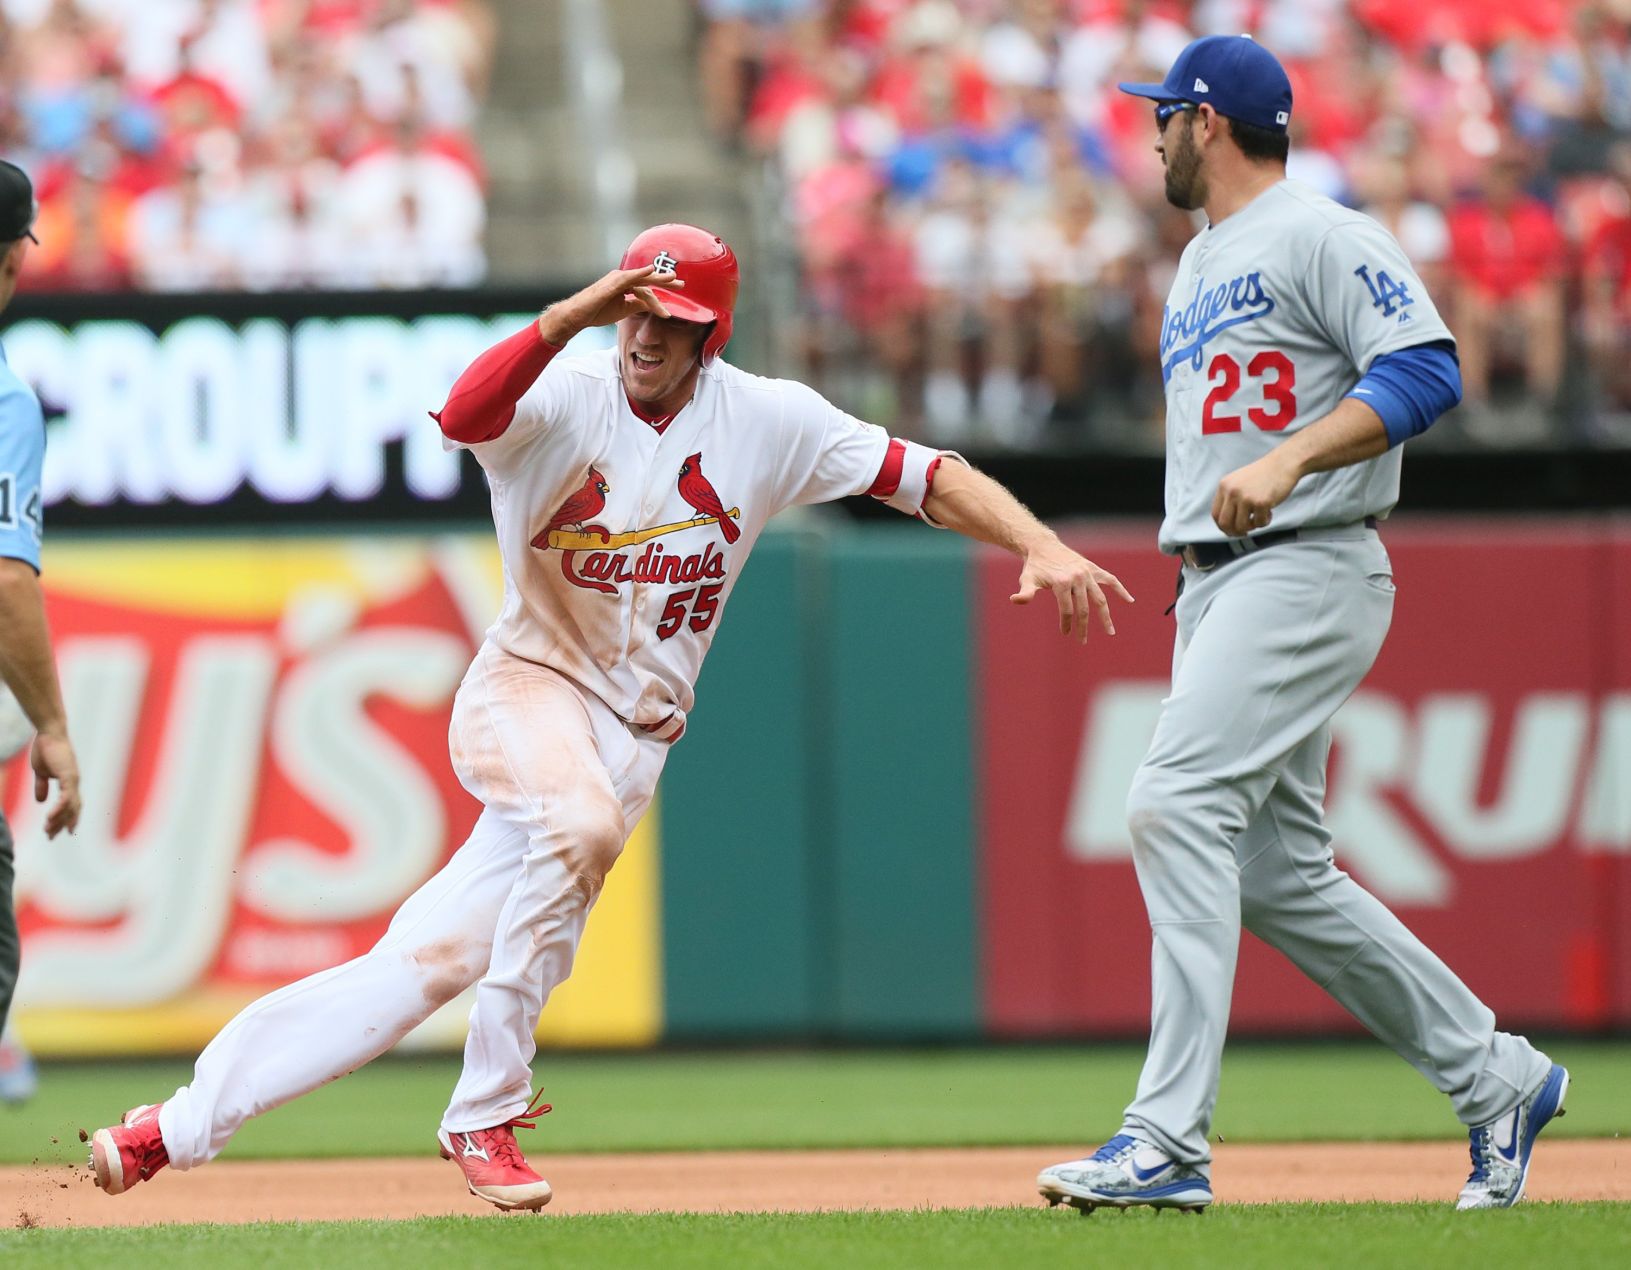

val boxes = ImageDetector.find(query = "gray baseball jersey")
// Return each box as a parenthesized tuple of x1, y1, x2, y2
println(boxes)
(1084, 179, 1550, 1179)
(1157, 179, 1453, 552)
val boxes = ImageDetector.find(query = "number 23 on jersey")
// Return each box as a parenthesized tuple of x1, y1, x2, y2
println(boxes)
(1201, 351, 1297, 435)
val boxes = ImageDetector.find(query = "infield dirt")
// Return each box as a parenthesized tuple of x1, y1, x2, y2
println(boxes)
(3, 1141, 1626, 1229)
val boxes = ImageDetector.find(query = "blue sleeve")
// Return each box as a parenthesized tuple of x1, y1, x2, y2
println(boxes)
(1345, 340, 1462, 447)
(0, 386, 45, 572)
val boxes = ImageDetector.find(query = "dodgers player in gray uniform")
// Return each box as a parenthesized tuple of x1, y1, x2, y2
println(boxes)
(0, 160, 82, 1104)
(1036, 37, 1567, 1213)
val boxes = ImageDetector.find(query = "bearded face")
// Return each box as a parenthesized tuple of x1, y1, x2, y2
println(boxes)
(1162, 113, 1208, 211)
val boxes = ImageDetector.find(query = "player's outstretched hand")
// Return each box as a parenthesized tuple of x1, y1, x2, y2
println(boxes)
(1011, 538, 1134, 643)
(538, 265, 685, 345)
(1212, 450, 1300, 536)
(31, 729, 81, 838)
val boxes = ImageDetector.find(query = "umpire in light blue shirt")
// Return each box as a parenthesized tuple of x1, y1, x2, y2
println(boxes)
(0, 158, 81, 1063)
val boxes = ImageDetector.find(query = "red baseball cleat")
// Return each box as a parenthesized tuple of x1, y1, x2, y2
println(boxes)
(90, 1102, 169, 1195)
(437, 1091, 554, 1211)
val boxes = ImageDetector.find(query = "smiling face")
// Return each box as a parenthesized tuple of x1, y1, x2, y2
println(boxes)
(618, 310, 710, 412)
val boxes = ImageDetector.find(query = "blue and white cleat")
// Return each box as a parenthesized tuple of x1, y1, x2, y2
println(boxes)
(1456, 1063, 1569, 1210)
(1038, 1134, 1213, 1214)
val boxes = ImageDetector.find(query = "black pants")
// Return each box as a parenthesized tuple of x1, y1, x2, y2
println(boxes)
(0, 814, 17, 1035)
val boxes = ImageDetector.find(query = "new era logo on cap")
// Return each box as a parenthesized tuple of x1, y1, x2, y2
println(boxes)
(1194, 77, 1209, 93)
(1276, 110, 1289, 124)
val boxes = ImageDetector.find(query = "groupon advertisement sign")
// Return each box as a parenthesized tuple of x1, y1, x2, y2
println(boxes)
(4, 534, 660, 1055)
(1, 289, 606, 527)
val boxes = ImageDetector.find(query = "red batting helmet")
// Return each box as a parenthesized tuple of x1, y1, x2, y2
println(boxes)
(620, 223, 739, 364)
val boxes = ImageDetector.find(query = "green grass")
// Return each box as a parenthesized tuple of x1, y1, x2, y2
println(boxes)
(3, 1041, 1627, 1168)
(3, 1205, 1630, 1270)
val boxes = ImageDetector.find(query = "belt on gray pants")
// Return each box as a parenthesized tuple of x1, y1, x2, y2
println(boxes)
(1178, 515, 1378, 574)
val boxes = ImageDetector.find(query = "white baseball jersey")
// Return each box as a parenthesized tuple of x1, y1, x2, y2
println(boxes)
(1156, 179, 1453, 552)
(449, 347, 941, 732)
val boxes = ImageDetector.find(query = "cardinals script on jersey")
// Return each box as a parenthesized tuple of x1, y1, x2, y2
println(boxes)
(448, 341, 937, 737)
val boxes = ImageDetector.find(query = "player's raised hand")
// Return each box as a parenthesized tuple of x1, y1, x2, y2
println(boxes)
(31, 728, 81, 838)
(1211, 449, 1301, 537)
(538, 265, 686, 344)
(1011, 539, 1134, 643)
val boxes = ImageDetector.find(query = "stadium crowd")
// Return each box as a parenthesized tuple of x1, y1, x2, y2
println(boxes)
(0, 0, 496, 292)
(698, 0, 1631, 449)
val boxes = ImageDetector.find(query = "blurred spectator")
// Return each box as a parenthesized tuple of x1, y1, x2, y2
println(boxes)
(1, 0, 496, 293)
(699, 0, 822, 141)
(339, 115, 485, 287)
(126, 160, 245, 290)
(26, 157, 131, 290)
(709, 0, 1631, 449)
(914, 159, 1033, 444)
(801, 178, 923, 428)
(1447, 144, 1567, 438)
(347, 0, 478, 131)
(1580, 141, 1631, 439)
(1354, 139, 1452, 300)
(1028, 168, 1147, 443)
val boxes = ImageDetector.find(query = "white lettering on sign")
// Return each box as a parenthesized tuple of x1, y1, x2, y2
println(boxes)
(4, 317, 615, 508)
(14, 636, 278, 1005)
(1065, 683, 1631, 906)
(243, 627, 467, 921)
(10, 624, 473, 1008)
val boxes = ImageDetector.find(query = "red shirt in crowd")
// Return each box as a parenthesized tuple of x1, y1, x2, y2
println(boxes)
(1585, 213, 1631, 312)
(1447, 197, 1565, 301)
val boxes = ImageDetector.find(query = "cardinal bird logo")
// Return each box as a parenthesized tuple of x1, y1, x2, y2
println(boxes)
(532, 466, 611, 548)
(677, 452, 740, 544)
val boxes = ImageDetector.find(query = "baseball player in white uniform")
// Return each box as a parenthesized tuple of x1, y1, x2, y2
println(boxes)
(89, 224, 1133, 1210)
(1037, 37, 1567, 1215)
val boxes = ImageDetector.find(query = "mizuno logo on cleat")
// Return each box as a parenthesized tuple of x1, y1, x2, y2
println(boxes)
(460, 1136, 490, 1162)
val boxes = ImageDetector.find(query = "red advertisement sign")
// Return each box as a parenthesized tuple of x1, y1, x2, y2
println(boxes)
(5, 536, 662, 1054)
(979, 519, 1630, 1035)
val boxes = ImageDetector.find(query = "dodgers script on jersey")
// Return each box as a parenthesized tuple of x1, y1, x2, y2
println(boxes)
(1157, 179, 1453, 552)
(449, 347, 929, 731)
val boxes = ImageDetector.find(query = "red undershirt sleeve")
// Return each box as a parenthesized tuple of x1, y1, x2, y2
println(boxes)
(430, 322, 564, 444)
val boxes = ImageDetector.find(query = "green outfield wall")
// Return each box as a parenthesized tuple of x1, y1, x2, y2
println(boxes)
(660, 524, 979, 1039)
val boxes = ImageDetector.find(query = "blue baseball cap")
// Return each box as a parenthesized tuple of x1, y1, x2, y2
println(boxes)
(1118, 34, 1293, 134)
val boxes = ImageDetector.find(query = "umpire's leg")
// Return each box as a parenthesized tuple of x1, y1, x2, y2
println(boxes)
(0, 813, 19, 1035)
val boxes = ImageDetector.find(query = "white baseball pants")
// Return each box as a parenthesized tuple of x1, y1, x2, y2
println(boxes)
(159, 643, 667, 1168)
(1118, 529, 1551, 1171)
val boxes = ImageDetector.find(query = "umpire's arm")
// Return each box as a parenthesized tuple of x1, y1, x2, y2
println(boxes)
(0, 558, 79, 837)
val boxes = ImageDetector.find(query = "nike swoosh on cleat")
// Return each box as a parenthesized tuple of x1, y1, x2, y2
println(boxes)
(1495, 1118, 1520, 1163)
(1131, 1161, 1170, 1182)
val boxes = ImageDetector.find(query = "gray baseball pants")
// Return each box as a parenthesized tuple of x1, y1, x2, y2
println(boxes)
(0, 813, 17, 1036)
(1119, 526, 1550, 1171)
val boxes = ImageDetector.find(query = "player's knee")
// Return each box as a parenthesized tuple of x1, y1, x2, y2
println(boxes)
(409, 935, 489, 1007)
(1124, 764, 1204, 855)
(557, 799, 626, 889)
(1125, 764, 1171, 841)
